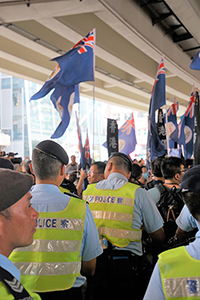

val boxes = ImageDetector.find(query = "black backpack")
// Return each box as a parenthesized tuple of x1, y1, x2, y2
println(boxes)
(156, 183, 184, 241)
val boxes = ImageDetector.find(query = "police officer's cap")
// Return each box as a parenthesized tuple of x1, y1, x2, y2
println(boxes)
(180, 164, 200, 194)
(109, 152, 132, 172)
(35, 140, 69, 165)
(0, 169, 33, 212)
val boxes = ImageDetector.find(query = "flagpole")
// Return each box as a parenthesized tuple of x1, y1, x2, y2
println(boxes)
(165, 103, 170, 156)
(92, 28, 96, 161)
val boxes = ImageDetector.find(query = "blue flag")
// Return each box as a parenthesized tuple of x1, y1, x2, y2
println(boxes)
(174, 87, 195, 158)
(190, 51, 200, 70)
(118, 113, 137, 155)
(165, 98, 179, 150)
(146, 56, 167, 170)
(51, 85, 79, 139)
(102, 113, 137, 155)
(30, 29, 95, 101)
(184, 87, 195, 158)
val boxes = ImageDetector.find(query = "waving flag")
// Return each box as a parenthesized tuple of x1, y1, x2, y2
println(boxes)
(165, 98, 179, 150)
(190, 51, 200, 70)
(103, 113, 137, 155)
(175, 86, 195, 158)
(194, 90, 200, 165)
(30, 29, 95, 101)
(146, 56, 167, 170)
(51, 85, 79, 138)
(84, 129, 92, 164)
(184, 86, 195, 158)
(118, 113, 137, 155)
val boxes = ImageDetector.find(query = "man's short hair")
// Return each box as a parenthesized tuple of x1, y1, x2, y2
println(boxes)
(109, 153, 132, 173)
(161, 157, 184, 179)
(32, 148, 63, 180)
(151, 157, 164, 177)
(91, 161, 106, 174)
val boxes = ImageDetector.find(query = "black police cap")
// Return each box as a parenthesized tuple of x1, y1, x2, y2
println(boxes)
(109, 152, 132, 172)
(180, 164, 200, 194)
(0, 169, 33, 211)
(35, 140, 69, 165)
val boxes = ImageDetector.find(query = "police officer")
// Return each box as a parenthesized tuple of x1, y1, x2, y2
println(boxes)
(83, 152, 165, 300)
(10, 140, 102, 300)
(144, 164, 200, 300)
(0, 169, 40, 300)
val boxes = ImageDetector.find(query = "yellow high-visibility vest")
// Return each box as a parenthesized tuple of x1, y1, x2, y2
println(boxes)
(9, 197, 86, 293)
(83, 182, 141, 247)
(159, 246, 200, 299)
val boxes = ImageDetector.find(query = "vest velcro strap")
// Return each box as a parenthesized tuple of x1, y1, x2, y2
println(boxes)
(15, 261, 81, 277)
(164, 277, 200, 298)
(92, 210, 132, 222)
(99, 227, 142, 241)
(13, 239, 80, 253)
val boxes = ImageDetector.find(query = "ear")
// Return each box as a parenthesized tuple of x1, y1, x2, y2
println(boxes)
(107, 161, 113, 172)
(60, 164, 65, 176)
(174, 173, 180, 181)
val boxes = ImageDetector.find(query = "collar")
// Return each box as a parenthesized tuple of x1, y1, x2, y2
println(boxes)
(0, 254, 20, 282)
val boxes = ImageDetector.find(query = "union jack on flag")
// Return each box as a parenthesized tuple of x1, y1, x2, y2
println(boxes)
(120, 113, 136, 134)
(185, 86, 195, 118)
(167, 99, 179, 117)
(73, 29, 95, 54)
(151, 57, 165, 95)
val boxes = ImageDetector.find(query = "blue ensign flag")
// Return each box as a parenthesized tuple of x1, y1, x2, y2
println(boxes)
(118, 113, 137, 155)
(30, 29, 95, 101)
(165, 98, 179, 149)
(30, 29, 95, 138)
(146, 56, 167, 170)
(103, 113, 137, 155)
(184, 87, 195, 158)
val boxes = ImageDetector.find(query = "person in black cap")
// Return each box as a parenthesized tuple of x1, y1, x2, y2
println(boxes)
(0, 169, 40, 300)
(0, 157, 14, 170)
(10, 140, 102, 300)
(175, 164, 200, 243)
(144, 164, 200, 300)
(83, 152, 165, 300)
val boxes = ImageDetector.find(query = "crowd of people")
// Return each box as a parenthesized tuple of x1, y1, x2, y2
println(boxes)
(0, 141, 199, 300)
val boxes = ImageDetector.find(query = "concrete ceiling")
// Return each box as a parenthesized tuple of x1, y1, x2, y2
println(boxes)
(1, 0, 200, 116)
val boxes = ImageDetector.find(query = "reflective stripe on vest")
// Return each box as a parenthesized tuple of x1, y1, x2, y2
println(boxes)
(159, 246, 200, 299)
(9, 197, 86, 293)
(83, 182, 141, 247)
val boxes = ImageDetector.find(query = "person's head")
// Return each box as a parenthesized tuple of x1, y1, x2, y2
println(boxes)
(151, 157, 164, 178)
(130, 163, 142, 185)
(88, 161, 106, 184)
(0, 169, 38, 256)
(104, 152, 132, 180)
(0, 157, 14, 170)
(32, 140, 69, 185)
(70, 155, 76, 165)
(180, 165, 200, 223)
(161, 156, 185, 184)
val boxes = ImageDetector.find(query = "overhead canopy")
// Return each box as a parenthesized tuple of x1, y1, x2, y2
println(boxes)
(1, 0, 200, 116)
